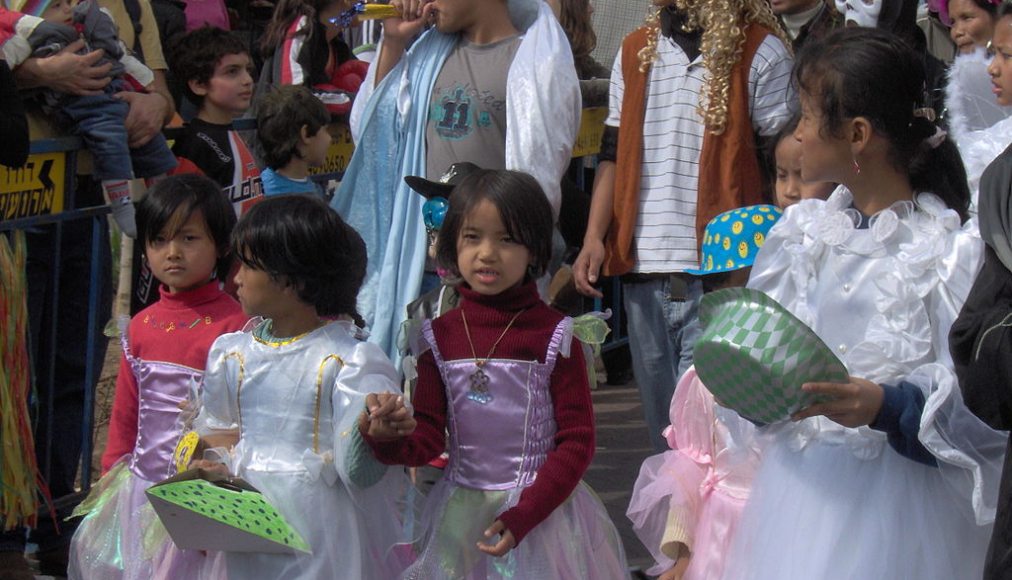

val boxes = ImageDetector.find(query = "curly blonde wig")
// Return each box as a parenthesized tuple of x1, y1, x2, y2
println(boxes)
(637, 0, 791, 134)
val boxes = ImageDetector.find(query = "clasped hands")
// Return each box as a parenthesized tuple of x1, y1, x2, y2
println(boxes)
(359, 393, 417, 440)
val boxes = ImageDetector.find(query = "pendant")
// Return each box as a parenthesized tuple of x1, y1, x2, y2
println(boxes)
(466, 365, 494, 404)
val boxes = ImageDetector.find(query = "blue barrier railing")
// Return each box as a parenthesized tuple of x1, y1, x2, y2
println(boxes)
(1, 136, 108, 497)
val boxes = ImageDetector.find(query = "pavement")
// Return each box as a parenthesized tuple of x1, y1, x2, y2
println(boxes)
(584, 380, 657, 575)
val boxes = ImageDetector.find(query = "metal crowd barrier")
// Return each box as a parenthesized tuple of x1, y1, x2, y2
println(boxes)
(0, 136, 108, 494)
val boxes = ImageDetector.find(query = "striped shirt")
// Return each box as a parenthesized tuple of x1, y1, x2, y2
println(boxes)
(606, 32, 794, 273)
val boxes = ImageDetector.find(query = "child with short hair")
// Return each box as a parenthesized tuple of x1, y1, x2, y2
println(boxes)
(136, 26, 263, 314)
(627, 204, 781, 580)
(257, 0, 357, 103)
(364, 169, 628, 579)
(256, 84, 332, 198)
(193, 195, 410, 579)
(169, 26, 263, 213)
(68, 173, 248, 579)
(0, 0, 179, 238)
(769, 114, 836, 209)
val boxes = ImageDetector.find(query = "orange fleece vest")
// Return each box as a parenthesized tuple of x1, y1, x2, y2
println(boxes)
(603, 24, 771, 276)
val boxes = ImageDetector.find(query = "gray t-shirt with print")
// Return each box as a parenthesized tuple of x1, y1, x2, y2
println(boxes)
(425, 35, 522, 179)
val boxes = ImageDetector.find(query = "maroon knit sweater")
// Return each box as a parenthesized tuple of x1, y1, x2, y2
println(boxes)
(367, 281, 595, 544)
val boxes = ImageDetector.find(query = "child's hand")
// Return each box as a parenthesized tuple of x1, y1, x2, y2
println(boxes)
(359, 393, 416, 441)
(383, 0, 435, 43)
(791, 376, 884, 428)
(658, 543, 691, 580)
(188, 458, 229, 476)
(476, 520, 516, 557)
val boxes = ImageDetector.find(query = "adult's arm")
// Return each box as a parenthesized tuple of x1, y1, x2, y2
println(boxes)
(117, 69, 174, 147)
(12, 39, 112, 95)
(573, 160, 615, 298)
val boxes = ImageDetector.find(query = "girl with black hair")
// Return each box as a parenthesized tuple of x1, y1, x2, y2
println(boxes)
(361, 170, 628, 579)
(720, 27, 1006, 580)
(68, 174, 249, 579)
(192, 194, 410, 579)
(943, 0, 1012, 207)
(256, 0, 358, 110)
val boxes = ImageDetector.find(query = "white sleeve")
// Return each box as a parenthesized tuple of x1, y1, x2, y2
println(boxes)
(605, 45, 624, 129)
(331, 341, 400, 487)
(905, 228, 1006, 525)
(748, 35, 795, 138)
(504, 1, 581, 221)
(194, 333, 244, 435)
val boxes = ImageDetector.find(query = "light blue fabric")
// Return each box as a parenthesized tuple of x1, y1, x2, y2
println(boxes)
(261, 168, 325, 198)
(331, 31, 457, 363)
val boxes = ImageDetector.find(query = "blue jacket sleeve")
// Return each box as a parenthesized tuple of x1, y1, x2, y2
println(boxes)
(870, 381, 937, 467)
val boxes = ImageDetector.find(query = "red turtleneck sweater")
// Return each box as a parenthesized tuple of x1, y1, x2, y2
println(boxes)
(101, 283, 248, 473)
(367, 281, 595, 544)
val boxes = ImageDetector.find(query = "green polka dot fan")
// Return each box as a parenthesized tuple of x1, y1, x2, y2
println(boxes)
(146, 471, 311, 554)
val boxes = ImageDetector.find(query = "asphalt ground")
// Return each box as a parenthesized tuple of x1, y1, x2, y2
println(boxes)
(585, 380, 656, 575)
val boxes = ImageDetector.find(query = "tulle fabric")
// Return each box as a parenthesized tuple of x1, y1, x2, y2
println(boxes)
(722, 438, 993, 580)
(404, 479, 626, 580)
(68, 461, 222, 580)
(725, 189, 1005, 580)
(627, 369, 759, 578)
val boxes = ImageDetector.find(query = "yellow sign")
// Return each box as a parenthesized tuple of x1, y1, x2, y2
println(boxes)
(0, 152, 67, 220)
(310, 123, 356, 177)
(572, 107, 608, 159)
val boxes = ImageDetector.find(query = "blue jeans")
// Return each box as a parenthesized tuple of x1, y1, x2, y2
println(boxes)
(57, 84, 177, 181)
(622, 276, 702, 452)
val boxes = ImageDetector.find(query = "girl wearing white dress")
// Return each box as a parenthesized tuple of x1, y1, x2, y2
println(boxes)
(722, 27, 1007, 580)
(194, 195, 410, 579)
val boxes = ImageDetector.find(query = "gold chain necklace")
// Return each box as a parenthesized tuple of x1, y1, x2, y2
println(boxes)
(460, 308, 525, 404)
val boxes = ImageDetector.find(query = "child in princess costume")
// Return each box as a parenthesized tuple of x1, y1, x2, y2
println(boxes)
(721, 28, 1007, 580)
(363, 169, 627, 579)
(627, 204, 781, 580)
(68, 174, 248, 579)
(333, 0, 581, 362)
(191, 194, 410, 579)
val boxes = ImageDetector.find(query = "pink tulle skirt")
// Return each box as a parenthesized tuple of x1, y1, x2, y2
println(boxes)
(628, 449, 748, 579)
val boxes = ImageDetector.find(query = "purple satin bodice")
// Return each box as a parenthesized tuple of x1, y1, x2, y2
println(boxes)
(122, 337, 199, 482)
(422, 319, 569, 491)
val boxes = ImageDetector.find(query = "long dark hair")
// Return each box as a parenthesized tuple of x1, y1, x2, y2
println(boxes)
(137, 174, 237, 283)
(794, 27, 970, 221)
(232, 195, 366, 321)
(259, 0, 338, 57)
(436, 170, 554, 280)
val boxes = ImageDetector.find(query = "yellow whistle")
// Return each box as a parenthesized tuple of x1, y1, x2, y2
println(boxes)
(356, 3, 401, 20)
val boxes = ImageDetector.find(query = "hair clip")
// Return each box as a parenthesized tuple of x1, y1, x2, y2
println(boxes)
(925, 126, 948, 149)
(912, 107, 937, 122)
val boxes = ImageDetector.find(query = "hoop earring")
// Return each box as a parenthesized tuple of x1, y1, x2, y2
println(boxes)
(852, 158, 861, 175)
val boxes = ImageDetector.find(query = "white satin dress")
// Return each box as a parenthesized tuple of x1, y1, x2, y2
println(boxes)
(722, 188, 1008, 580)
(197, 320, 411, 579)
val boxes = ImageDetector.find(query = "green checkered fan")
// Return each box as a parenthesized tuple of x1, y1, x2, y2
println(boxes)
(694, 287, 848, 425)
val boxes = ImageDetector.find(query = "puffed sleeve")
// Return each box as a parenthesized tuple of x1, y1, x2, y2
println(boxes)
(194, 332, 245, 435)
(331, 340, 401, 489)
(904, 225, 1007, 525)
